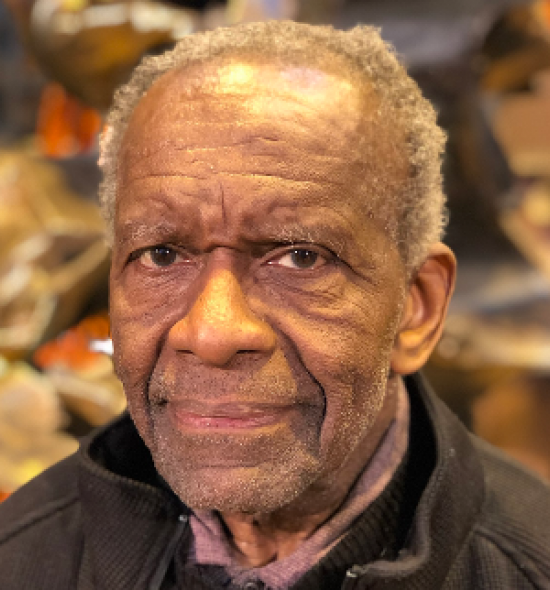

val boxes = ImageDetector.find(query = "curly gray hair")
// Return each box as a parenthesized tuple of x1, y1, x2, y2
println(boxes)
(99, 20, 447, 273)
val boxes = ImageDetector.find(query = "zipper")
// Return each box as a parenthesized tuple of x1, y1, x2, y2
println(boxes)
(148, 514, 189, 590)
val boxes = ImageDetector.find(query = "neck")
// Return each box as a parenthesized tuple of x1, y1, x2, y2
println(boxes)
(219, 379, 400, 567)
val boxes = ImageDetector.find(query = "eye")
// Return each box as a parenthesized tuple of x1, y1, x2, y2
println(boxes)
(136, 246, 185, 268)
(269, 248, 326, 270)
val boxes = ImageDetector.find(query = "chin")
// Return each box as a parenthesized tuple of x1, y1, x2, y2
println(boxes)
(155, 455, 322, 514)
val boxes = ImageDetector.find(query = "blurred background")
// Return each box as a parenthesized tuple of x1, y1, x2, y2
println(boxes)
(0, 0, 549, 500)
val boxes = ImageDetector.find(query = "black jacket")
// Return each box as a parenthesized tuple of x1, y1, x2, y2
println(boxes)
(1, 374, 550, 589)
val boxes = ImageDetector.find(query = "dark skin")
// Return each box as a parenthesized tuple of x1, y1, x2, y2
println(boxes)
(109, 60, 456, 566)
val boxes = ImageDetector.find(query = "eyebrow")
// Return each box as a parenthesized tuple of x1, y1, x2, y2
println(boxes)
(115, 221, 182, 249)
(252, 222, 350, 259)
(113, 209, 367, 265)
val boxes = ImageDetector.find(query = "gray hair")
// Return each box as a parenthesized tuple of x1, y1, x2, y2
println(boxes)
(99, 20, 447, 273)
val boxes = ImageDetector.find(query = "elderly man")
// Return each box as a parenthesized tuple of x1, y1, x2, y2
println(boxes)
(1, 21, 550, 590)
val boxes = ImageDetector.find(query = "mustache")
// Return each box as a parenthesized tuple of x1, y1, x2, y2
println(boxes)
(147, 367, 323, 408)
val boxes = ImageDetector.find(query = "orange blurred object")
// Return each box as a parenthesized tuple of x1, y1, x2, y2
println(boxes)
(34, 313, 110, 371)
(37, 83, 102, 157)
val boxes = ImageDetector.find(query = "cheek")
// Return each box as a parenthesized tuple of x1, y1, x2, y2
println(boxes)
(263, 284, 402, 458)
(109, 276, 190, 434)
(259, 276, 402, 383)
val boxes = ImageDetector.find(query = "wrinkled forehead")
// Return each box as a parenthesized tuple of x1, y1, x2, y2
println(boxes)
(119, 57, 411, 238)
(122, 56, 407, 166)
(123, 57, 381, 144)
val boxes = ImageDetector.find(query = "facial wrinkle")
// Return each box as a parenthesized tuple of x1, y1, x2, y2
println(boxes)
(130, 101, 366, 158)
(122, 141, 260, 170)
(276, 330, 328, 427)
(112, 60, 408, 519)
(120, 152, 221, 186)
(242, 210, 368, 265)
(149, 345, 321, 407)
(120, 172, 209, 188)
(147, 341, 328, 512)
(223, 172, 345, 188)
(121, 147, 217, 177)
(124, 171, 345, 193)
(218, 177, 228, 228)
(127, 135, 356, 182)
(123, 158, 352, 191)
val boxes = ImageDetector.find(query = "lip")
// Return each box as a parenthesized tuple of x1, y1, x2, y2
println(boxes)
(169, 401, 294, 430)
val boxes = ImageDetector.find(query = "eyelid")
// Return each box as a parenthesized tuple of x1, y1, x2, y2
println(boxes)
(126, 242, 341, 268)
(127, 243, 191, 266)
(265, 243, 337, 266)
(277, 242, 336, 256)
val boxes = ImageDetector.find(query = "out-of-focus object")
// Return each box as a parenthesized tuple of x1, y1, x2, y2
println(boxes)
(335, 0, 533, 69)
(532, 65, 550, 94)
(89, 337, 113, 355)
(227, 0, 296, 24)
(0, 358, 78, 493)
(481, 0, 550, 92)
(493, 96, 550, 177)
(4, 0, 202, 110)
(488, 10, 550, 278)
(3, 0, 299, 111)
(34, 314, 126, 426)
(501, 180, 550, 279)
(437, 304, 550, 371)
(0, 2, 45, 144)
(425, 262, 550, 444)
(37, 82, 102, 157)
(34, 313, 111, 371)
(472, 374, 550, 479)
(435, 260, 550, 372)
(0, 149, 109, 359)
(491, 62, 550, 279)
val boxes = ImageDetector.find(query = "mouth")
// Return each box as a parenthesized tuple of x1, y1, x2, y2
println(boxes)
(169, 400, 295, 431)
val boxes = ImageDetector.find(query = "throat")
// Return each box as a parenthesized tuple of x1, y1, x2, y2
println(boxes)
(221, 512, 323, 568)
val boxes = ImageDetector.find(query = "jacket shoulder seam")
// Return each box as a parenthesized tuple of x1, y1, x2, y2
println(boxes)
(0, 493, 80, 546)
(474, 523, 547, 588)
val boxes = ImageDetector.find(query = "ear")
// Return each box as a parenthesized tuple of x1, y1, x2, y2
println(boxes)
(391, 243, 456, 376)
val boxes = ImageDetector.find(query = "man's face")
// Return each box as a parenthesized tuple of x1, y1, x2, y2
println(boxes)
(110, 60, 410, 513)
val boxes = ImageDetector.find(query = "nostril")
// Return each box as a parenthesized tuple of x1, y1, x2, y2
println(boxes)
(166, 269, 277, 364)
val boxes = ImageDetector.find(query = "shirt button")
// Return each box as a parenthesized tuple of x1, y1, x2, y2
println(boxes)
(242, 582, 263, 590)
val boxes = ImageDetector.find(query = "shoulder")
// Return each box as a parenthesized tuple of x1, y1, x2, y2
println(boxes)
(0, 452, 81, 540)
(0, 452, 83, 588)
(409, 374, 550, 588)
(475, 437, 550, 556)
(456, 437, 550, 588)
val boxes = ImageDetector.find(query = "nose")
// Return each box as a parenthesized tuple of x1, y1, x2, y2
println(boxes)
(167, 269, 277, 366)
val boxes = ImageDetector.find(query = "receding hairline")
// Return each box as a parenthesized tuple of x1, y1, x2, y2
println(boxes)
(119, 54, 411, 241)
(100, 22, 447, 273)
(156, 44, 376, 88)
(121, 49, 384, 143)
(120, 48, 408, 175)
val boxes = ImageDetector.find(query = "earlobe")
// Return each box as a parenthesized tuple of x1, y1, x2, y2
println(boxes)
(390, 243, 456, 376)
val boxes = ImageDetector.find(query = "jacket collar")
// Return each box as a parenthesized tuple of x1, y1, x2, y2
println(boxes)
(78, 414, 187, 589)
(342, 374, 486, 589)
(76, 373, 486, 590)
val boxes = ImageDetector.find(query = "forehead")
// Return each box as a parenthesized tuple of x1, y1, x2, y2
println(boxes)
(137, 56, 368, 109)
(122, 59, 378, 156)
(117, 59, 409, 244)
